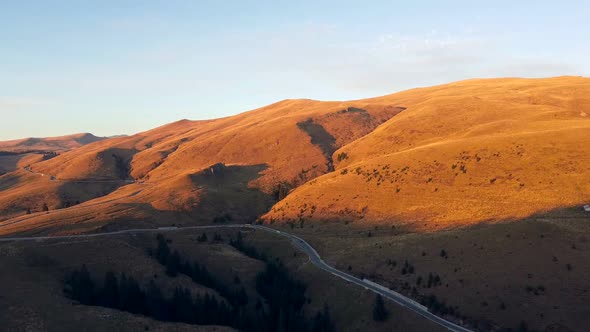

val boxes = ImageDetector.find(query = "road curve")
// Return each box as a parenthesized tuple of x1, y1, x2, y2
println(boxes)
(250, 225, 472, 332)
(0, 224, 472, 332)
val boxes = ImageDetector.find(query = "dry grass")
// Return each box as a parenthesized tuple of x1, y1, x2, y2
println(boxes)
(265, 76, 590, 230)
(0, 77, 589, 331)
(0, 228, 443, 331)
(0, 231, 236, 332)
(0, 94, 403, 233)
(3, 76, 589, 235)
(272, 207, 590, 331)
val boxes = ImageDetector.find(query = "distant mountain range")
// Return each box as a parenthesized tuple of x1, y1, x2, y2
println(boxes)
(0, 133, 107, 153)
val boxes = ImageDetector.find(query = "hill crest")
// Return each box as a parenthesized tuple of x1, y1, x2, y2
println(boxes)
(1, 76, 589, 235)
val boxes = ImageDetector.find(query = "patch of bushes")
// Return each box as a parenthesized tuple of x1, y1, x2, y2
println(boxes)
(401, 260, 415, 275)
(525, 285, 545, 296)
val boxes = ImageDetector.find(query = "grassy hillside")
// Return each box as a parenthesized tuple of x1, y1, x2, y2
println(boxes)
(1, 77, 589, 331)
(264, 77, 590, 230)
(1, 76, 589, 235)
(0, 133, 106, 176)
(273, 207, 590, 331)
(0, 227, 443, 332)
(0, 98, 403, 232)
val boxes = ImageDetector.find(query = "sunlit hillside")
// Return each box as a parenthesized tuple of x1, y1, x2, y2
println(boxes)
(264, 77, 590, 229)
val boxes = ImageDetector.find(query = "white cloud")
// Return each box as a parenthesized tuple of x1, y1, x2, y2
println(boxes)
(253, 25, 583, 95)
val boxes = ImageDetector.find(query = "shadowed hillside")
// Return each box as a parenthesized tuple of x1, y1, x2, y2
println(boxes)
(0, 133, 107, 176)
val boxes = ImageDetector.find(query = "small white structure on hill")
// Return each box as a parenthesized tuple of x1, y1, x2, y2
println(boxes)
(584, 205, 590, 212)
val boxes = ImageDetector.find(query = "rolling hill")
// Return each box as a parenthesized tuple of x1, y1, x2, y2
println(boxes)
(0, 99, 403, 233)
(0, 133, 111, 212)
(1, 76, 589, 235)
(264, 77, 590, 229)
(0, 133, 107, 176)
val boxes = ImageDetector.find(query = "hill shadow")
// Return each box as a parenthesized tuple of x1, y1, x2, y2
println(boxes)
(0, 173, 23, 192)
(297, 119, 337, 171)
(269, 204, 590, 331)
(190, 163, 275, 223)
(56, 181, 123, 209)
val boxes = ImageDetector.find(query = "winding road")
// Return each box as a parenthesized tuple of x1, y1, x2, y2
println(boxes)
(0, 224, 472, 332)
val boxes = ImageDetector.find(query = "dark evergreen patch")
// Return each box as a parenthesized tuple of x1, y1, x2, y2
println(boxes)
(63, 233, 335, 331)
(63, 265, 235, 326)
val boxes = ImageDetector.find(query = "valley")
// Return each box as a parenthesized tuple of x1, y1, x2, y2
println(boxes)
(1, 77, 589, 331)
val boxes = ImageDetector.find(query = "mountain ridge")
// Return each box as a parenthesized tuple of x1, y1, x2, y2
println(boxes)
(1, 76, 589, 235)
(0, 132, 107, 152)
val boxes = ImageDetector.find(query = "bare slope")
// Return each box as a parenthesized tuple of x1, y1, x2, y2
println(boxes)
(264, 77, 590, 229)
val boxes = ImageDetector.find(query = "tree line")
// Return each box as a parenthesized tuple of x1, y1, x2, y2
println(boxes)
(148, 233, 248, 307)
(63, 233, 335, 331)
(63, 265, 235, 326)
(255, 260, 335, 332)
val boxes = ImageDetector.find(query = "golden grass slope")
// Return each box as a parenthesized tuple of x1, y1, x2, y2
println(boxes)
(0, 133, 106, 175)
(263, 77, 590, 229)
(0, 98, 402, 233)
(30, 100, 400, 185)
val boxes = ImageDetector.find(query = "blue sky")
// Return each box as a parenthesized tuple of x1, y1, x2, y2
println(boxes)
(1, 1, 589, 140)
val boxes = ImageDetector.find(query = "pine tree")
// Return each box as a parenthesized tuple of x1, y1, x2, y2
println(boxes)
(312, 304, 335, 332)
(372, 294, 388, 322)
(166, 250, 181, 277)
(171, 287, 194, 323)
(77, 264, 95, 305)
(118, 273, 130, 311)
(155, 234, 170, 264)
(63, 265, 95, 305)
(146, 280, 167, 320)
(236, 286, 248, 306)
(100, 270, 119, 308)
(124, 275, 145, 314)
(197, 233, 208, 243)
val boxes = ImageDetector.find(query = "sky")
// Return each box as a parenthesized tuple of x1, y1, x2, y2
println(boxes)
(1, 0, 589, 140)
